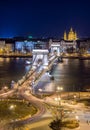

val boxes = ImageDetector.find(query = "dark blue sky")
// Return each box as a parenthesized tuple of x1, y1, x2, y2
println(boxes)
(0, 0, 90, 38)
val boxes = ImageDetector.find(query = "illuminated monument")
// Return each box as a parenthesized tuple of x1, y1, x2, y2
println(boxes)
(32, 49, 49, 69)
(64, 28, 77, 41)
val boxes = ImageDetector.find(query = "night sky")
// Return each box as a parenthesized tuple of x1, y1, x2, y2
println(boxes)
(0, 0, 90, 38)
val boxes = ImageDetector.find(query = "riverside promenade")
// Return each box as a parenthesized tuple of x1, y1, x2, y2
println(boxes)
(0, 53, 32, 58)
(0, 52, 90, 59)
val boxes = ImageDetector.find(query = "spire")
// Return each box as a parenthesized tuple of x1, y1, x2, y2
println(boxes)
(64, 31, 67, 40)
(70, 27, 73, 32)
(74, 31, 77, 40)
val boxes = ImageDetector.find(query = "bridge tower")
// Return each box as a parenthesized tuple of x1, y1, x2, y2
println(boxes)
(32, 49, 49, 69)
(49, 39, 62, 56)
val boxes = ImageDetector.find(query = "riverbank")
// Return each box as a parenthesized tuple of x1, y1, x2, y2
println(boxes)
(0, 53, 90, 59)
(63, 56, 90, 59)
(62, 53, 90, 59)
(0, 53, 32, 58)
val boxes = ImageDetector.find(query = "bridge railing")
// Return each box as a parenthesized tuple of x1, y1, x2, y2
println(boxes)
(17, 54, 38, 87)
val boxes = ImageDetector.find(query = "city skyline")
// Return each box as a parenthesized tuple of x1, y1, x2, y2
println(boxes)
(0, 0, 90, 38)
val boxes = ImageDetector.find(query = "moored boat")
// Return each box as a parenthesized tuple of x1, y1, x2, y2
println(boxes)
(25, 60, 32, 65)
(58, 57, 63, 63)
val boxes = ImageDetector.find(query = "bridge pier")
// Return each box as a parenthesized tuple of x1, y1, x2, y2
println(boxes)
(32, 49, 49, 69)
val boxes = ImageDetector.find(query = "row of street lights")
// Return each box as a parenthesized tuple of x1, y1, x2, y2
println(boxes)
(55, 86, 63, 106)
(54, 86, 63, 120)
(38, 86, 63, 100)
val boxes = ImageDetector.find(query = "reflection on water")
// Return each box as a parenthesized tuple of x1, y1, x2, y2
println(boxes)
(0, 58, 90, 91)
(52, 59, 90, 91)
(25, 65, 31, 72)
(0, 58, 31, 88)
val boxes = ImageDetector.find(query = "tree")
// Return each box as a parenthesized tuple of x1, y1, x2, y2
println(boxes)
(49, 119, 63, 130)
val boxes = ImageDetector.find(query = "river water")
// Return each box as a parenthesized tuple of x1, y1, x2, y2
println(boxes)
(0, 58, 30, 89)
(0, 58, 90, 91)
(52, 58, 90, 91)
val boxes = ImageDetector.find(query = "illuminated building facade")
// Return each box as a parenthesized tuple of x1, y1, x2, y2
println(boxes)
(0, 39, 14, 54)
(60, 40, 77, 52)
(49, 39, 77, 53)
(64, 28, 77, 41)
(0, 40, 5, 53)
(15, 39, 48, 53)
(0, 38, 48, 54)
(15, 41, 35, 53)
(0, 35, 90, 55)
(77, 38, 90, 53)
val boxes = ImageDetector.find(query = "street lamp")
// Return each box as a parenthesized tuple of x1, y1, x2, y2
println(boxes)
(54, 86, 64, 119)
(54, 96, 64, 120)
(75, 115, 79, 122)
(74, 95, 77, 102)
(74, 95, 76, 99)
(54, 97, 61, 106)
(57, 86, 63, 91)
(56, 86, 63, 98)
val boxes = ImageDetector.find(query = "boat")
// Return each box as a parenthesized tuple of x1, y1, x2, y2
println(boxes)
(58, 57, 63, 63)
(25, 60, 32, 65)
(50, 75, 54, 80)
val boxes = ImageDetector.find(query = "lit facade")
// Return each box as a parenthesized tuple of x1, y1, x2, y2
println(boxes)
(15, 40, 48, 53)
(60, 40, 77, 52)
(0, 40, 5, 53)
(5, 44, 14, 53)
(77, 38, 90, 53)
(64, 28, 77, 41)
(15, 41, 35, 53)
(49, 39, 77, 53)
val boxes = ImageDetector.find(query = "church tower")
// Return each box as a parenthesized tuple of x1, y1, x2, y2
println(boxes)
(64, 31, 67, 40)
(74, 31, 77, 40)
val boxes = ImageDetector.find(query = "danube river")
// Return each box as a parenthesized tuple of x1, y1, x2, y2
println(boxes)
(0, 58, 90, 91)
(52, 58, 90, 91)
(0, 58, 31, 89)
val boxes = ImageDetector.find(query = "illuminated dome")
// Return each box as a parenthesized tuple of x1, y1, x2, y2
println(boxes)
(64, 28, 77, 41)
